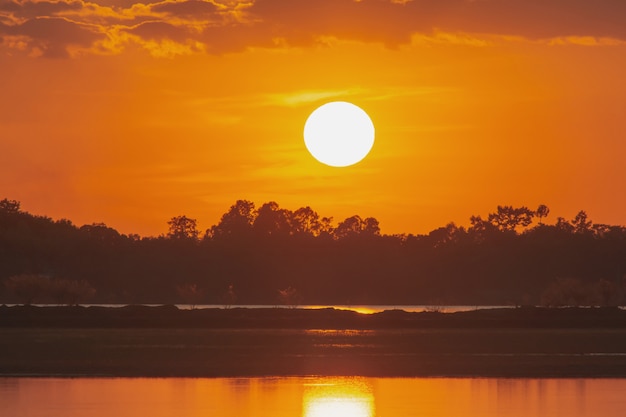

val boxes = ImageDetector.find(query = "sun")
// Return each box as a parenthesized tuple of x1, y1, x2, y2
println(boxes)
(304, 101, 375, 167)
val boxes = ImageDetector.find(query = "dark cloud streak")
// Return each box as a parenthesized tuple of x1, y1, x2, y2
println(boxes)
(2, 0, 626, 58)
(0, 0, 83, 20)
(0, 16, 100, 57)
(443, 0, 626, 39)
(151, 0, 221, 18)
(248, 0, 626, 45)
(127, 20, 191, 42)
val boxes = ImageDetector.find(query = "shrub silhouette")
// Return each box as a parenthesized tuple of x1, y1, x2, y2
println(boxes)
(4, 274, 95, 305)
(4, 274, 50, 304)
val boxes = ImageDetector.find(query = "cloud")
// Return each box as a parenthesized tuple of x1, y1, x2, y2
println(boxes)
(410, 31, 492, 47)
(127, 20, 189, 42)
(0, 0, 83, 20)
(151, 0, 223, 19)
(124, 20, 205, 56)
(443, 0, 626, 40)
(247, 0, 432, 47)
(245, 0, 626, 46)
(0, 16, 101, 57)
(2, 0, 626, 58)
(548, 36, 626, 47)
(268, 89, 363, 107)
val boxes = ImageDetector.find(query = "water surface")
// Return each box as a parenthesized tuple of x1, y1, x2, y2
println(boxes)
(1, 377, 625, 416)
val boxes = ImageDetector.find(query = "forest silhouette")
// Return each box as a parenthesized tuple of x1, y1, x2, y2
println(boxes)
(1, 198, 625, 306)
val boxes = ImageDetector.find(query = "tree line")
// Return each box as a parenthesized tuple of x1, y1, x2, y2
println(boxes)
(1, 198, 625, 306)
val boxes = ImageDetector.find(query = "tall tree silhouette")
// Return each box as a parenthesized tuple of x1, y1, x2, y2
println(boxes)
(2, 197, 626, 305)
(167, 216, 199, 240)
(428, 223, 464, 247)
(291, 206, 324, 236)
(253, 202, 292, 237)
(468, 215, 499, 242)
(555, 216, 574, 233)
(488, 205, 535, 232)
(334, 215, 380, 239)
(536, 204, 550, 225)
(80, 223, 122, 245)
(0, 198, 20, 214)
(209, 200, 256, 238)
(572, 210, 592, 234)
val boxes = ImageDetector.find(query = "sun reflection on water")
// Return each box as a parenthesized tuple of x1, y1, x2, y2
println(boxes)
(302, 378, 375, 417)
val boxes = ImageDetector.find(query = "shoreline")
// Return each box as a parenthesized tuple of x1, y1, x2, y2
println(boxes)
(2, 306, 626, 378)
(2, 304, 626, 329)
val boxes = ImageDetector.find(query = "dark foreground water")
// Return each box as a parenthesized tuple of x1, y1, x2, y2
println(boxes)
(1, 377, 625, 416)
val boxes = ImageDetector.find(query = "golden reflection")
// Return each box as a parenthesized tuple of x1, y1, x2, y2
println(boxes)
(306, 305, 379, 314)
(303, 378, 375, 417)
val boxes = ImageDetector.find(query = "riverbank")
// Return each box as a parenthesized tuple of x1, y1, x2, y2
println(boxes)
(2, 304, 626, 329)
(2, 305, 626, 378)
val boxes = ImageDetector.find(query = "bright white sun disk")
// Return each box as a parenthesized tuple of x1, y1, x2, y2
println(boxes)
(304, 101, 375, 167)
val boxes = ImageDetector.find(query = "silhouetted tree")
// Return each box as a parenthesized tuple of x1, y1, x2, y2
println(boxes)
(363, 217, 381, 235)
(334, 215, 363, 238)
(468, 215, 499, 242)
(209, 200, 256, 238)
(536, 204, 550, 225)
(555, 216, 574, 233)
(167, 215, 199, 240)
(253, 202, 292, 236)
(319, 216, 334, 237)
(540, 278, 590, 307)
(428, 223, 464, 247)
(4, 274, 49, 304)
(2, 196, 626, 306)
(48, 278, 72, 304)
(0, 198, 20, 213)
(221, 284, 237, 308)
(80, 223, 121, 245)
(277, 286, 300, 308)
(334, 215, 380, 239)
(48, 278, 96, 305)
(176, 283, 204, 309)
(596, 278, 619, 307)
(292, 206, 324, 236)
(572, 210, 592, 234)
(488, 205, 534, 232)
(4, 275, 96, 305)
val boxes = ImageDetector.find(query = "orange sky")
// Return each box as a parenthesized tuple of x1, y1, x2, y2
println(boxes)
(1, 0, 626, 236)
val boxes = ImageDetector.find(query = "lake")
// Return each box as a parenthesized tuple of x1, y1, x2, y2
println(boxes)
(1, 377, 625, 416)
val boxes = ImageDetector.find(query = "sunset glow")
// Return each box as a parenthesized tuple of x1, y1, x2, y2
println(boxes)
(303, 379, 374, 417)
(2, 0, 625, 236)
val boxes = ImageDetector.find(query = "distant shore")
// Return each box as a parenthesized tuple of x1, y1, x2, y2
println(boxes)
(2, 305, 626, 378)
(2, 304, 626, 328)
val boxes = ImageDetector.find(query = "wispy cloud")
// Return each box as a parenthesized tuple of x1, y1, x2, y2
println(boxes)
(410, 31, 492, 47)
(185, 88, 367, 111)
(364, 86, 457, 102)
(548, 36, 626, 47)
(266, 88, 366, 106)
